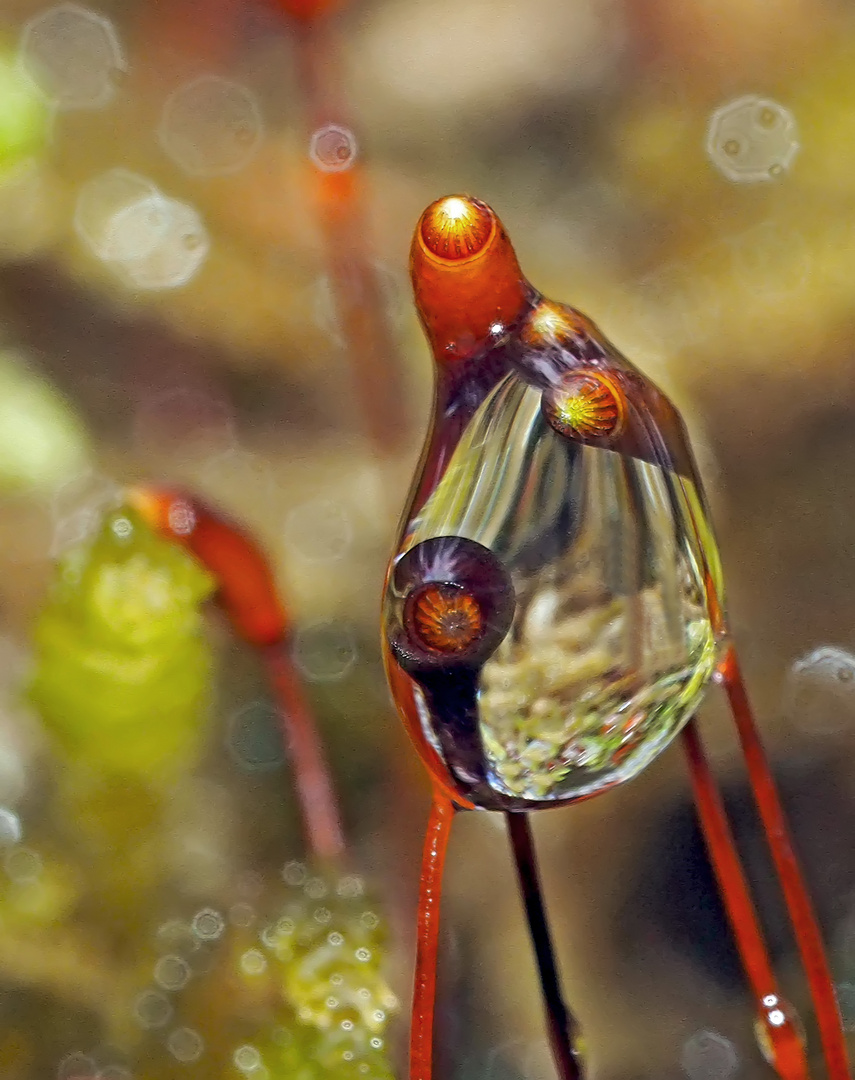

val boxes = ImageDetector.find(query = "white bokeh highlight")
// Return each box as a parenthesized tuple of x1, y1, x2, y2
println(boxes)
(309, 123, 358, 172)
(783, 645, 855, 733)
(19, 3, 125, 110)
(159, 75, 263, 177)
(706, 95, 799, 183)
(75, 171, 209, 290)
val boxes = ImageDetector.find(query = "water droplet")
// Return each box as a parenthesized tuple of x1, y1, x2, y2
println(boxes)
(166, 1028, 204, 1064)
(292, 621, 357, 682)
(133, 989, 173, 1029)
(159, 76, 263, 177)
(20, 3, 126, 110)
(680, 1030, 739, 1080)
(706, 95, 799, 183)
(154, 954, 191, 991)
(309, 123, 357, 172)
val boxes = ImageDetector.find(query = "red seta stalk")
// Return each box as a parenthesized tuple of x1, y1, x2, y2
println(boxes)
(682, 721, 810, 1080)
(128, 485, 345, 862)
(268, 0, 409, 455)
(716, 646, 850, 1080)
(411, 791, 455, 1080)
(505, 813, 583, 1080)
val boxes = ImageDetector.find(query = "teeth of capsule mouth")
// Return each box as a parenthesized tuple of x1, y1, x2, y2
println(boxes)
(420, 195, 494, 261)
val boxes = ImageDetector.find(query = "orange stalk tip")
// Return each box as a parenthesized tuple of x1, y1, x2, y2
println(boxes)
(419, 196, 494, 261)
(410, 194, 530, 363)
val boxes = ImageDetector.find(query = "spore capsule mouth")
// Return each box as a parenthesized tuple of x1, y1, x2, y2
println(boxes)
(419, 195, 495, 261)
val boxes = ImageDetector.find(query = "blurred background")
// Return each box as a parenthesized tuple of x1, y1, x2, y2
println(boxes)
(0, 0, 853, 1077)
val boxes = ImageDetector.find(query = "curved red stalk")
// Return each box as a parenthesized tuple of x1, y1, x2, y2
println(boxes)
(129, 486, 345, 863)
(718, 646, 850, 1080)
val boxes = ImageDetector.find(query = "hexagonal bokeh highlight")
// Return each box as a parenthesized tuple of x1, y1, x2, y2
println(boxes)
(75, 169, 170, 263)
(18, 3, 126, 110)
(119, 197, 210, 290)
(706, 95, 799, 183)
(309, 122, 358, 172)
(158, 75, 263, 177)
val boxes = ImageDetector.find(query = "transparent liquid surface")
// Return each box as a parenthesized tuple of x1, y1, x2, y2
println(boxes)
(406, 373, 724, 802)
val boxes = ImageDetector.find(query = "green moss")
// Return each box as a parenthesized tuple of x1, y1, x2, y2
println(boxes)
(30, 506, 216, 779)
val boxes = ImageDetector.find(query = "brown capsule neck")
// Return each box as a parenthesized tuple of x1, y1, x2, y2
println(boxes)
(410, 195, 531, 364)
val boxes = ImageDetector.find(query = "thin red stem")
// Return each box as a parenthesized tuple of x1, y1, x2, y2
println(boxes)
(505, 812, 583, 1080)
(292, 20, 410, 455)
(411, 791, 455, 1080)
(682, 722, 810, 1080)
(718, 646, 850, 1079)
(263, 641, 346, 862)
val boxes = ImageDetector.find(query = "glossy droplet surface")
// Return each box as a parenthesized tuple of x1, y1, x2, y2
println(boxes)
(406, 583, 483, 655)
(419, 196, 493, 260)
(400, 372, 722, 803)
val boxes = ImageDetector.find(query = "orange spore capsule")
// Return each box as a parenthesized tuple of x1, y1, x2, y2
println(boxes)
(406, 583, 483, 656)
(410, 194, 530, 364)
(128, 486, 288, 648)
(545, 372, 625, 442)
(420, 197, 494, 261)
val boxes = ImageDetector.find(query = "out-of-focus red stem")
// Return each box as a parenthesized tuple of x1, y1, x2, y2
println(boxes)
(717, 645, 850, 1080)
(682, 722, 810, 1080)
(264, 641, 346, 862)
(292, 17, 410, 455)
(411, 791, 455, 1080)
(129, 486, 346, 863)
